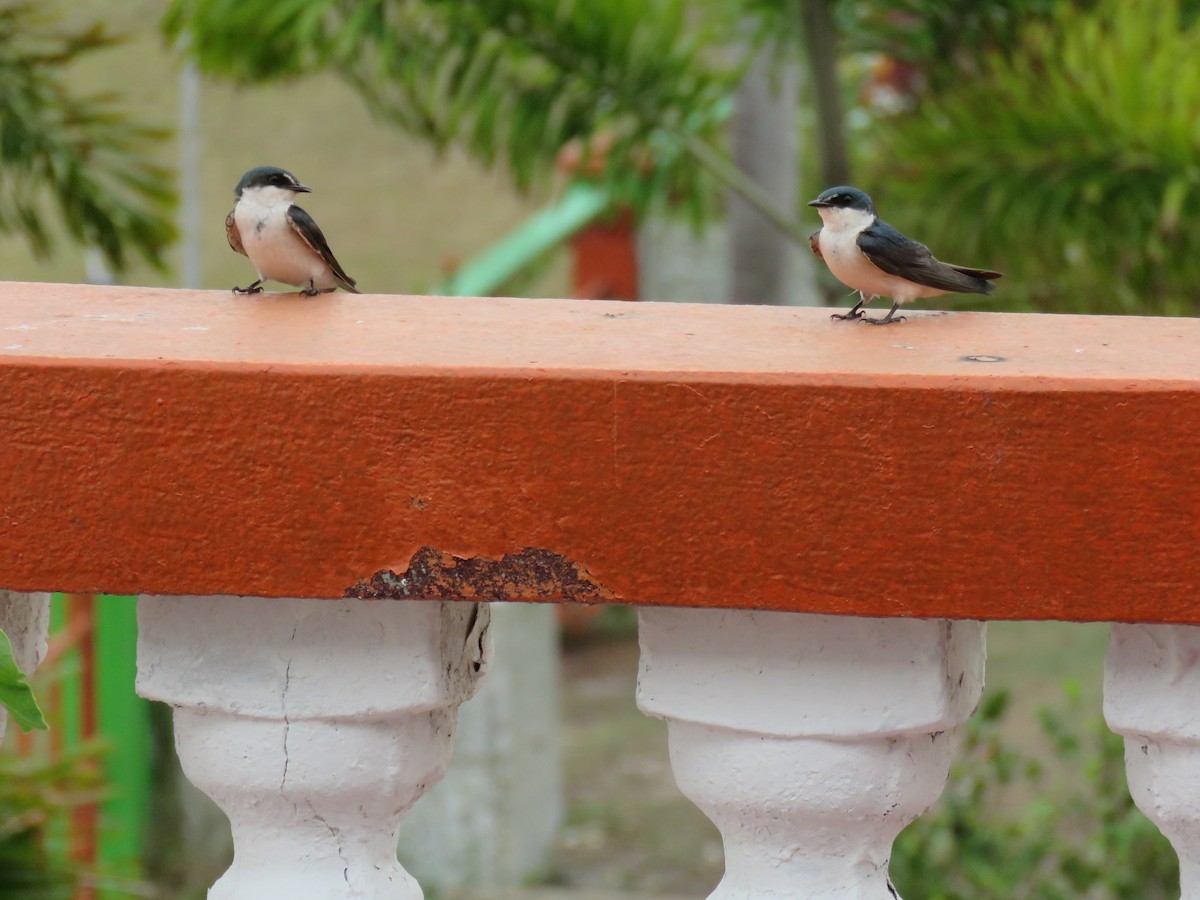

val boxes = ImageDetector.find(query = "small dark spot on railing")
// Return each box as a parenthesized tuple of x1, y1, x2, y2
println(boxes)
(961, 355, 1007, 363)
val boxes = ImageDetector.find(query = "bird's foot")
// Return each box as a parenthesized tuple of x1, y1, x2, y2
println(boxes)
(831, 293, 872, 321)
(299, 280, 321, 297)
(232, 281, 264, 295)
(862, 314, 907, 325)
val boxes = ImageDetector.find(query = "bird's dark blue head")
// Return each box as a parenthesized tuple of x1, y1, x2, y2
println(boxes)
(808, 186, 875, 214)
(234, 166, 311, 198)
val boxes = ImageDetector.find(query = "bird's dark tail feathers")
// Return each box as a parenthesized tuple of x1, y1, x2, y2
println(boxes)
(948, 264, 1003, 294)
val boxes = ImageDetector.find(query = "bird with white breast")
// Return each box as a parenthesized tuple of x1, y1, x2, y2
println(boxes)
(808, 186, 1001, 325)
(226, 166, 359, 296)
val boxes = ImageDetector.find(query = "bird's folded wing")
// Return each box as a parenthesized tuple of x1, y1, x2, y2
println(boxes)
(225, 211, 247, 257)
(857, 220, 997, 294)
(286, 205, 358, 291)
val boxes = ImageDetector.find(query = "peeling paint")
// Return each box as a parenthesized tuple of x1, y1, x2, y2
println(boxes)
(346, 546, 617, 604)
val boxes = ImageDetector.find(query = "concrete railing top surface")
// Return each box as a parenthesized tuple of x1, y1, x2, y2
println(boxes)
(1, 281, 1197, 620)
(1, 281, 1194, 385)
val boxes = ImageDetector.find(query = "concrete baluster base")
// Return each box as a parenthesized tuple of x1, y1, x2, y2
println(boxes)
(1106, 623, 1200, 899)
(137, 596, 490, 900)
(637, 609, 985, 899)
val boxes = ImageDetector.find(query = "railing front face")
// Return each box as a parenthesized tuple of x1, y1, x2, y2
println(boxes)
(2, 282, 1198, 898)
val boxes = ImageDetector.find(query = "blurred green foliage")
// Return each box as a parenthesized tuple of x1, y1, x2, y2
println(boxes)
(0, 745, 106, 899)
(867, 0, 1200, 314)
(164, 0, 1198, 314)
(0, 3, 176, 272)
(892, 686, 1177, 899)
(840, 0, 1062, 84)
(843, 0, 1200, 78)
(163, 0, 742, 225)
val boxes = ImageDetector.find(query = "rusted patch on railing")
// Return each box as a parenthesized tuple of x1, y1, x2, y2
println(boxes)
(345, 547, 617, 604)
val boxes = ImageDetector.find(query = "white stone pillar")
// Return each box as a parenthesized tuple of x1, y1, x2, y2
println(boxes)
(1105, 623, 1200, 898)
(137, 596, 490, 900)
(637, 608, 986, 899)
(0, 590, 51, 736)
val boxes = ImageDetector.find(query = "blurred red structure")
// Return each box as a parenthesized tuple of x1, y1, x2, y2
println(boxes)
(569, 208, 639, 301)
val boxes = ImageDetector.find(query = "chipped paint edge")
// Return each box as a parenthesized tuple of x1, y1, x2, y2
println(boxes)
(346, 547, 618, 604)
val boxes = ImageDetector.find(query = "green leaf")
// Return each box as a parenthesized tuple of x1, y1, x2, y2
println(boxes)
(0, 628, 48, 733)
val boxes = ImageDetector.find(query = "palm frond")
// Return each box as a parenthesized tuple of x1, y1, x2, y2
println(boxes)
(165, 0, 742, 222)
(868, 0, 1200, 315)
(0, 4, 176, 272)
(841, 0, 1063, 87)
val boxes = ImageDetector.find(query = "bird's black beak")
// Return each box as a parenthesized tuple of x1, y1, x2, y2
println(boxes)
(294, 184, 312, 193)
(808, 199, 830, 208)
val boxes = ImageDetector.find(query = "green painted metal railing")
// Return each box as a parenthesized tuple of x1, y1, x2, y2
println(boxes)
(432, 181, 612, 297)
(45, 594, 151, 889)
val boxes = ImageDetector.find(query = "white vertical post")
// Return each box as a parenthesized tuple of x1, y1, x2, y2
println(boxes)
(178, 58, 203, 289)
(637, 608, 986, 899)
(1105, 623, 1200, 898)
(136, 596, 490, 900)
(728, 38, 805, 307)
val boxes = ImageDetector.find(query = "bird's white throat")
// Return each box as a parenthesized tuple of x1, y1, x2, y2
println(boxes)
(238, 184, 302, 209)
(816, 205, 875, 234)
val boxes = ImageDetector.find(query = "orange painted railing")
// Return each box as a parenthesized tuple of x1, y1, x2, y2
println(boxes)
(0, 281, 1196, 622)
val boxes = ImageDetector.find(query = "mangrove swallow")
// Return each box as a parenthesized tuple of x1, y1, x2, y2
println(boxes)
(226, 166, 359, 296)
(808, 186, 1001, 325)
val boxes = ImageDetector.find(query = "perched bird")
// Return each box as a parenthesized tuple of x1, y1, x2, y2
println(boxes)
(226, 166, 359, 296)
(808, 186, 1001, 325)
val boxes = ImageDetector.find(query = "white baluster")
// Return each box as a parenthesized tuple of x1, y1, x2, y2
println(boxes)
(0, 591, 51, 736)
(1105, 623, 1200, 898)
(137, 596, 489, 900)
(637, 608, 985, 899)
